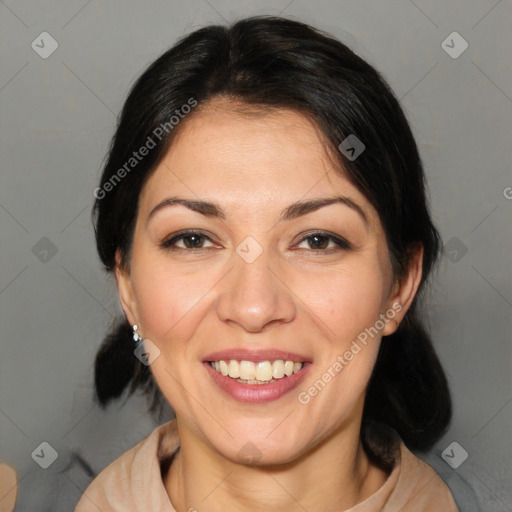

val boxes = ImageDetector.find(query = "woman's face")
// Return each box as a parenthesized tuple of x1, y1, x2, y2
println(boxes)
(117, 100, 414, 464)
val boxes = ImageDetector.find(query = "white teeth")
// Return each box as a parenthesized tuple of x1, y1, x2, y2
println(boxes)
(228, 359, 240, 378)
(239, 360, 256, 380)
(219, 360, 229, 376)
(210, 359, 304, 383)
(256, 361, 273, 382)
(272, 360, 285, 379)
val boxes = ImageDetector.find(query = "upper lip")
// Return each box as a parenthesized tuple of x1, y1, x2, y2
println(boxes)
(203, 348, 312, 363)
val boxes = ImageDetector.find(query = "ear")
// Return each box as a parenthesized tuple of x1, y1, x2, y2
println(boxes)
(114, 250, 139, 327)
(382, 243, 424, 336)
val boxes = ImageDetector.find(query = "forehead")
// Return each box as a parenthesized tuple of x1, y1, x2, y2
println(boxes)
(139, 99, 375, 222)
(170, 99, 332, 175)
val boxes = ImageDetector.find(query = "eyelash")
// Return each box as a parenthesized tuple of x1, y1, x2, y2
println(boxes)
(160, 230, 352, 253)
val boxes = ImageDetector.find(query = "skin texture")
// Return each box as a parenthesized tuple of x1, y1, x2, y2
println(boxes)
(116, 98, 423, 512)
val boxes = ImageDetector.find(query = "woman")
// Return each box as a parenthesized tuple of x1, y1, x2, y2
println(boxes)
(76, 16, 458, 511)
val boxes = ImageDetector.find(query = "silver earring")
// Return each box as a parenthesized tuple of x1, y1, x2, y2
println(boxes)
(132, 324, 142, 343)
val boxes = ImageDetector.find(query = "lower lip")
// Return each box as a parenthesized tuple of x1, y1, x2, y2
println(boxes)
(203, 362, 312, 404)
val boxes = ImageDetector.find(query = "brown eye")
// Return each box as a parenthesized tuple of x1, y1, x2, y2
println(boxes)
(296, 232, 351, 252)
(161, 231, 216, 250)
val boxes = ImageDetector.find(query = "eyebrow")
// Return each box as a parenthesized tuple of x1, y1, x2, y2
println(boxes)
(147, 195, 368, 226)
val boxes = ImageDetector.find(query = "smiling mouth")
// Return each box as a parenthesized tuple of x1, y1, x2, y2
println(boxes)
(208, 359, 307, 384)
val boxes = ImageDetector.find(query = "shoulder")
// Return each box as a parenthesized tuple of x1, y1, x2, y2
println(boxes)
(361, 420, 459, 511)
(385, 442, 459, 511)
(74, 421, 178, 512)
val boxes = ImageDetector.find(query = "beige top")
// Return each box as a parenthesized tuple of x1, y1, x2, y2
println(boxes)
(0, 463, 18, 512)
(75, 420, 458, 512)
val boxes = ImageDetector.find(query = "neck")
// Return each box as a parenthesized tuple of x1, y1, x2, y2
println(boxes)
(164, 417, 388, 512)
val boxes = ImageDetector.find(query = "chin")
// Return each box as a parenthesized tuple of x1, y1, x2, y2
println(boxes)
(208, 427, 306, 467)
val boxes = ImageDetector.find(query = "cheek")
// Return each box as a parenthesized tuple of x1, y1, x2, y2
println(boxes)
(129, 255, 211, 350)
(296, 259, 388, 345)
(292, 260, 387, 412)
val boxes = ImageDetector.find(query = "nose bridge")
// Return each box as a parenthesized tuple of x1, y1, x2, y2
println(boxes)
(215, 240, 296, 332)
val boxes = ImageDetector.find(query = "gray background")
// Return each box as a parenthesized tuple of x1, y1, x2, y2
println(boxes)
(0, 0, 511, 510)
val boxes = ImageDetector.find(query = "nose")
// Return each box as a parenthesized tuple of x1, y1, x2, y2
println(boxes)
(215, 249, 297, 333)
